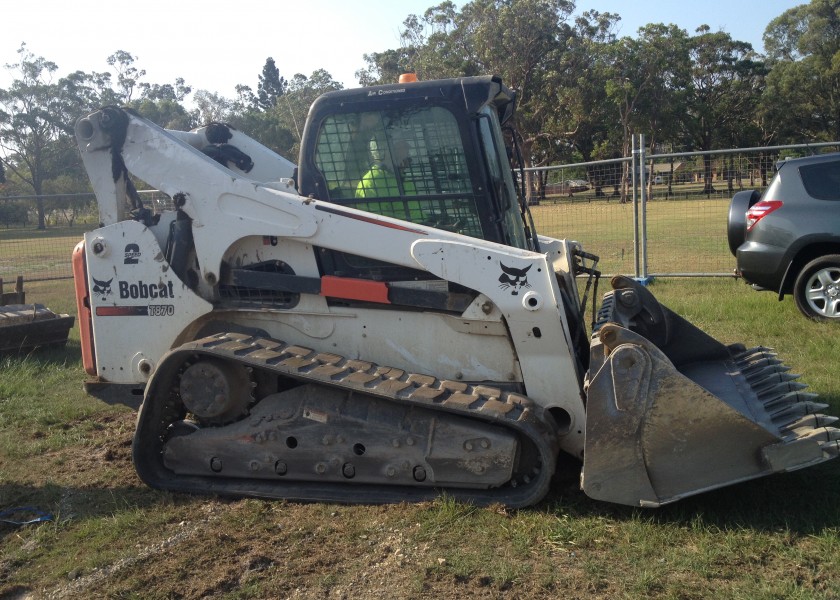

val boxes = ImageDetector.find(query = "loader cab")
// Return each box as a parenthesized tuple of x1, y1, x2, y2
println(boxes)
(298, 76, 529, 252)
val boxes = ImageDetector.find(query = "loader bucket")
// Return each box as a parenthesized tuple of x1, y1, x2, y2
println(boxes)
(582, 276, 840, 507)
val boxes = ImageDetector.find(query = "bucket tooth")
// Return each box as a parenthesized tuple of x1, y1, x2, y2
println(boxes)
(823, 441, 840, 458)
(741, 358, 783, 374)
(738, 346, 777, 357)
(740, 350, 779, 364)
(739, 354, 784, 372)
(799, 427, 840, 443)
(781, 414, 839, 433)
(582, 277, 840, 507)
(763, 390, 819, 410)
(758, 382, 809, 402)
(731, 346, 773, 360)
(744, 364, 791, 385)
(763, 426, 840, 470)
(753, 371, 801, 391)
(755, 374, 804, 391)
(770, 401, 829, 425)
(736, 348, 779, 360)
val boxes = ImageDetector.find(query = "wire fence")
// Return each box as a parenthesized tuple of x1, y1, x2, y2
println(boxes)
(0, 191, 172, 283)
(525, 139, 840, 278)
(2, 141, 838, 285)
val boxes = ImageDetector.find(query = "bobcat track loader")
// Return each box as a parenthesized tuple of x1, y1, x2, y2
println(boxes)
(72, 76, 839, 507)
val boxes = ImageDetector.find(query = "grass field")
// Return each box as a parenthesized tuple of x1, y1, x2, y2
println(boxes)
(1, 269, 839, 598)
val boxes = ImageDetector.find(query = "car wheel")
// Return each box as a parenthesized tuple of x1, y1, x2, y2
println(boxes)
(793, 254, 840, 320)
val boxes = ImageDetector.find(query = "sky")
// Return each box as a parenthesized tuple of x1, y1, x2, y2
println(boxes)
(2, 0, 802, 100)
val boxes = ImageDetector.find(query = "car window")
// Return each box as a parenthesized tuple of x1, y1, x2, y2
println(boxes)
(799, 160, 840, 201)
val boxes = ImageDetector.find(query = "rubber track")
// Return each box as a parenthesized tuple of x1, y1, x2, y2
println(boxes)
(133, 332, 561, 508)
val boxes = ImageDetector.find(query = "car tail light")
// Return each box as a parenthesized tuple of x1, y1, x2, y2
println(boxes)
(746, 200, 783, 231)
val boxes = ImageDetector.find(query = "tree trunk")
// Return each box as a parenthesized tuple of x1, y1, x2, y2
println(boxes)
(35, 195, 46, 230)
(702, 155, 715, 195)
(726, 155, 734, 194)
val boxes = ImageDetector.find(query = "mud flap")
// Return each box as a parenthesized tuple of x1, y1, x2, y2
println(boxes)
(582, 277, 840, 507)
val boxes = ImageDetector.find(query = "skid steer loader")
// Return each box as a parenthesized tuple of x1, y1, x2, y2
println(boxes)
(72, 76, 839, 507)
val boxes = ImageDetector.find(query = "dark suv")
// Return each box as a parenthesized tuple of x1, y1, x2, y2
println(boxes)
(728, 152, 840, 320)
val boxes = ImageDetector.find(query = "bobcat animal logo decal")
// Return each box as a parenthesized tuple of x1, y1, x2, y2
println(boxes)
(92, 276, 113, 300)
(498, 262, 532, 295)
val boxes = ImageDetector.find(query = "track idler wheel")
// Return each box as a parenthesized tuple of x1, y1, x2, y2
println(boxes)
(179, 358, 252, 424)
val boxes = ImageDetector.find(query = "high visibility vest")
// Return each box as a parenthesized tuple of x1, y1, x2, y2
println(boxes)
(355, 165, 422, 221)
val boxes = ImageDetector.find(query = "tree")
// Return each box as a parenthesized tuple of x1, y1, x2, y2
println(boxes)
(257, 58, 285, 110)
(357, 48, 413, 86)
(635, 25, 691, 153)
(192, 90, 237, 125)
(140, 77, 192, 103)
(131, 97, 195, 130)
(43, 172, 94, 226)
(681, 27, 762, 193)
(234, 84, 257, 108)
(762, 0, 840, 141)
(0, 200, 28, 227)
(103, 51, 195, 129)
(549, 11, 620, 164)
(0, 44, 92, 229)
(106, 50, 146, 103)
(234, 69, 342, 161)
(603, 25, 689, 156)
(279, 71, 342, 139)
(399, 1, 482, 79)
(600, 24, 694, 199)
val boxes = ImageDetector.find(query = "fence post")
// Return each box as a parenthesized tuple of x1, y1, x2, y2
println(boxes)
(639, 134, 649, 282)
(631, 135, 640, 278)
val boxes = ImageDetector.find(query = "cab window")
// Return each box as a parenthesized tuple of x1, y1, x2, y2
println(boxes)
(313, 106, 484, 238)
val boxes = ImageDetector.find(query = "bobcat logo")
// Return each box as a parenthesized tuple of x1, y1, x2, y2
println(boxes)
(498, 262, 532, 296)
(92, 276, 113, 299)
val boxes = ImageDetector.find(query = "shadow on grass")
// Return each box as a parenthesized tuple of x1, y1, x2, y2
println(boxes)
(0, 482, 198, 539)
(545, 444, 840, 535)
(1, 341, 81, 366)
(659, 463, 840, 530)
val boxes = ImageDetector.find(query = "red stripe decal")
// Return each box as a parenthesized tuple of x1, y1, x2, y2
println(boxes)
(320, 276, 390, 304)
(315, 205, 427, 235)
(96, 306, 150, 316)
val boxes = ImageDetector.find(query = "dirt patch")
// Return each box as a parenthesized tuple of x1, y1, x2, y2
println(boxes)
(6, 410, 138, 490)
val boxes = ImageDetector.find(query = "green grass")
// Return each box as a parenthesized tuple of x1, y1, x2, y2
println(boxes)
(1, 257, 839, 597)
